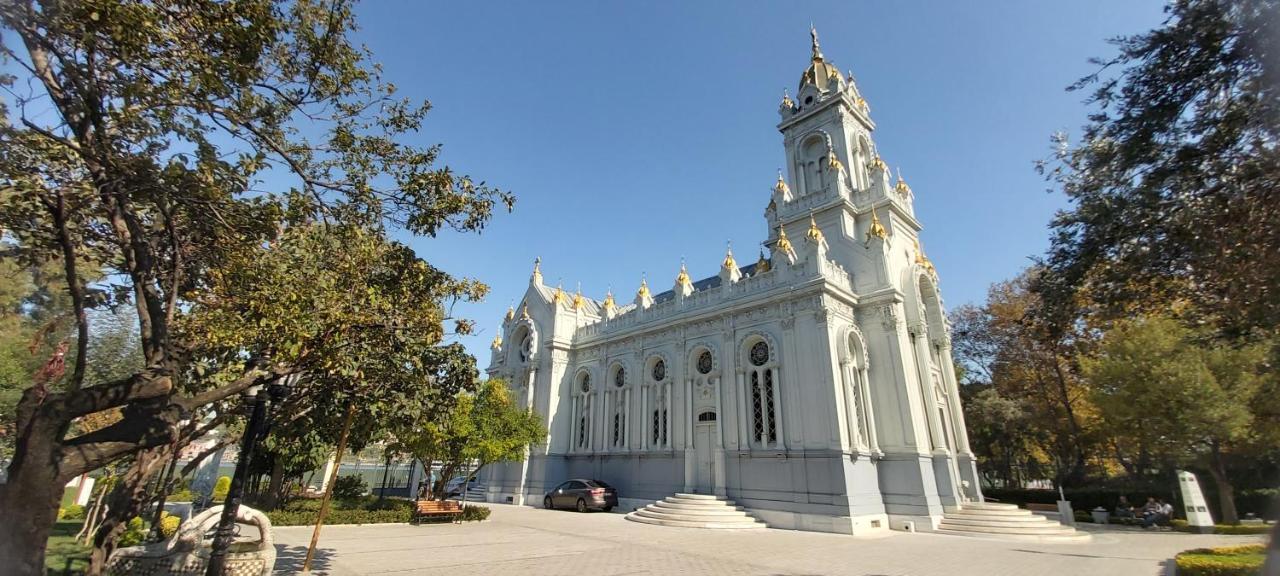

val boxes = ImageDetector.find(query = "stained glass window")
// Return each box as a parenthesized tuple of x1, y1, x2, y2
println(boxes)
(614, 367, 626, 388)
(697, 351, 713, 374)
(652, 359, 666, 382)
(750, 341, 769, 366)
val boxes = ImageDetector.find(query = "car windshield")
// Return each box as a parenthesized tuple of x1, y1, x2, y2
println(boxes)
(588, 480, 612, 488)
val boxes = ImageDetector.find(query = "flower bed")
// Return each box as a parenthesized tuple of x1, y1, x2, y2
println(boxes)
(1174, 544, 1264, 576)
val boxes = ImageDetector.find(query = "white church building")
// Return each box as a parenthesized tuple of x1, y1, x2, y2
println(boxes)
(482, 29, 984, 535)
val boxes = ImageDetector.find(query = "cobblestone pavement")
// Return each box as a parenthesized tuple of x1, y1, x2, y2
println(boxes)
(272, 503, 1264, 576)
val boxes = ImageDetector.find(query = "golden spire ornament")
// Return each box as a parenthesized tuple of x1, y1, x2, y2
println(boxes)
(675, 260, 693, 290)
(572, 283, 585, 311)
(505, 305, 515, 322)
(756, 248, 771, 274)
(865, 205, 889, 246)
(491, 334, 503, 349)
(521, 302, 530, 319)
(553, 282, 566, 305)
(914, 238, 936, 274)
(806, 213, 825, 244)
(773, 170, 790, 196)
(636, 276, 651, 299)
(722, 242, 737, 270)
(775, 225, 794, 256)
(531, 256, 543, 284)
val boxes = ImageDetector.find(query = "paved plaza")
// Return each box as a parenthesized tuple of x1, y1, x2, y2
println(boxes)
(271, 503, 1264, 575)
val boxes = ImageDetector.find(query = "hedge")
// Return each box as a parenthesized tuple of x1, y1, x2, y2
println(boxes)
(1170, 519, 1273, 535)
(1175, 544, 1265, 576)
(267, 504, 493, 526)
(984, 487, 1278, 521)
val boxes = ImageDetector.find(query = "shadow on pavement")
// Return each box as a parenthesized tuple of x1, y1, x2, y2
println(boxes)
(274, 543, 339, 575)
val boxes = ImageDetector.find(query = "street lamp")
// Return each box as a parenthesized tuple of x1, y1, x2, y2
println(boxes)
(205, 373, 298, 576)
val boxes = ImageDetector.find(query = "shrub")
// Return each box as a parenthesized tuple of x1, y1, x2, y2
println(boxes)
(159, 512, 181, 539)
(63, 504, 86, 520)
(1171, 519, 1273, 535)
(1175, 544, 1264, 576)
(459, 505, 490, 522)
(212, 476, 231, 502)
(57, 507, 66, 520)
(167, 488, 196, 502)
(266, 507, 411, 526)
(116, 517, 148, 548)
(332, 475, 368, 500)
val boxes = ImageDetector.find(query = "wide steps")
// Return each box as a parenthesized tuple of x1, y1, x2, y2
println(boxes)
(626, 494, 766, 530)
(936, 502, 1090, 542)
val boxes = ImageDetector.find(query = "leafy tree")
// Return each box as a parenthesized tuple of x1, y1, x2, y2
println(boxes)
(0, 0, 510, 572)
(1036, 0, 1280, 339)
(390, 379, 542, 500)
(1082, 315, 1271, 523)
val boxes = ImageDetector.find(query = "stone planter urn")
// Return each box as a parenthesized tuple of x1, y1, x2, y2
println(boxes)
(1091, 507, 1109, 524)
(105, 505, 275, 576)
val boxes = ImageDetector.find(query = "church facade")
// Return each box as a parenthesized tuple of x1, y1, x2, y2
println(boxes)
(481, 29, 981, 535)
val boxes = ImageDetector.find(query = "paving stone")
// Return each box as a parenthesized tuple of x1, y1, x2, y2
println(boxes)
(271, 503, 1264, 575)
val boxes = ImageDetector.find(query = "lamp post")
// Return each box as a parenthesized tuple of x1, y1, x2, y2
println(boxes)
(205, 375, 295, 576)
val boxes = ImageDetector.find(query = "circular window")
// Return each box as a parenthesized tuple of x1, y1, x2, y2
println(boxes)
(614, 367, 626, 388)
(697, 351, 713, 375)
(749, 342, 770, 366)
(651, 359, 666, 382)
(580, 374, 591, 393)
(804, 96, 814, 105)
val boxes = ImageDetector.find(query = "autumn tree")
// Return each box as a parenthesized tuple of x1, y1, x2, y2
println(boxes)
(949, 270, 1100, 486)
(0, 1, 510, 573)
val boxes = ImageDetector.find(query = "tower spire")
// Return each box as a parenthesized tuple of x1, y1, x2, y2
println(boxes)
(810, 24, 824, 61)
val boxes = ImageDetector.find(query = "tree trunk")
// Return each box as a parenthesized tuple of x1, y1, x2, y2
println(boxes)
(86, 447, 168, 576)
(378, 454, 392, 502)
(302, 404, 355, 573)
(262, 457, 286, 511)
(1207, 443, 1239, 525)
(0, 395, 74, 576)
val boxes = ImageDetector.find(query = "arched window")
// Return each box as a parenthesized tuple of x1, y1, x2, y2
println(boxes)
(801, 137, 826, 195)
(646, 358, 670, 449)
(610, 365, 628, 449)
(576, 373, 591, 450)
(842, 332, 874, 452)
(743, 339, 781, 449)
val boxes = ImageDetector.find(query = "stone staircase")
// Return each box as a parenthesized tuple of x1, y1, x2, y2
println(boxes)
(937, 501, 1090, 542)
(451, 482, 488, 503)
(625, 493, 767, 529)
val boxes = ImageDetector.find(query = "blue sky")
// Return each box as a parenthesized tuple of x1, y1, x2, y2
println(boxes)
(351, 1, 1169, 363)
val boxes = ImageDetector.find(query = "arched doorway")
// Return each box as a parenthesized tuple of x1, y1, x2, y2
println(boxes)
(694, 409, 717, 493)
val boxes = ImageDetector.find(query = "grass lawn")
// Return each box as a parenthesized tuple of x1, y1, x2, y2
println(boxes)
(45, 520, 90, 576)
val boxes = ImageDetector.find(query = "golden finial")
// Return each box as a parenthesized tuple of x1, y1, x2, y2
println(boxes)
(781, 89, 794, 109)
(806, 214, 825, 243)
(491, 334, 503, 349)
(505, 305, 515, 321)
(810, 24, 824, 62)
(675, 260, 693, 289)
(914, 238, 936, 274)
(756, 248, 771, 273)
(722, 242, 737, 270)
(866, 206, 889, 244)
(572, 283, 585, 310)
(870, 155, 887, 171)
(553, 282, 566, 305)
(521, 302, 530, 319)
(531, 257, 543, 284)
(773, 170, 790, 196)
(826, 148, 843, 173)
(775, 225, 794, 256)
(602, 290, 616, 311)
(895, 168, 912, 196)
(857, 96, 868, 111)
(637, 276, 651, 299)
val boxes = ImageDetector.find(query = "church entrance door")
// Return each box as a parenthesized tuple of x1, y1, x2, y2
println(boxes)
(694, 411, 716, 494)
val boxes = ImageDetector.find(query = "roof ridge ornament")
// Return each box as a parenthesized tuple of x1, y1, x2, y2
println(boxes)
(722, 241, 737, 270)
(531, 256, 542, 285)
(572, 282, 585, 311)
(806, 213, 825, 244)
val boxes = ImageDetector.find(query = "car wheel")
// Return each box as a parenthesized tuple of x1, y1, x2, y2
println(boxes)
(544, 496, 553, 510)
(576, 498, 588, 513)
(603, 505, 614, 513)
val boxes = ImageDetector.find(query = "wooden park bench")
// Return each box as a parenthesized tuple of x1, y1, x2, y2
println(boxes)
(412, 500, 463, 524)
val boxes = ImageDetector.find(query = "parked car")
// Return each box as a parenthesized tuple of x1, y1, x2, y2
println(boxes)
(543, 479, 618, 512)
(444, 475, 475, 497)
